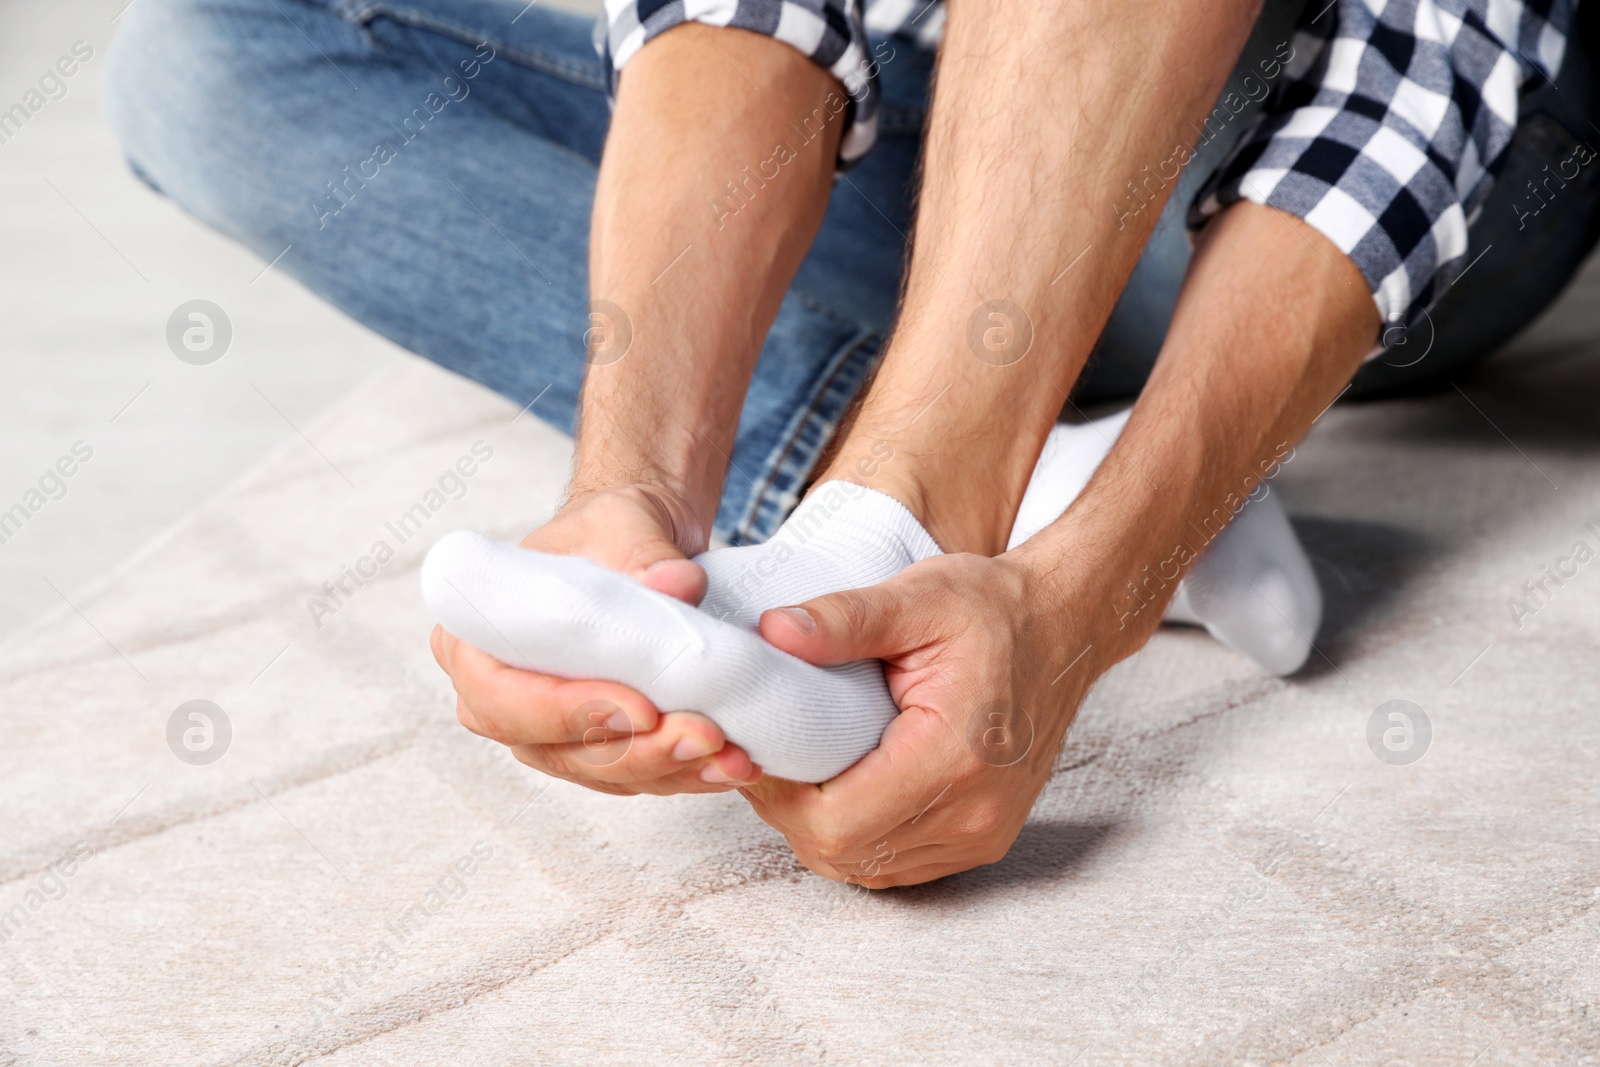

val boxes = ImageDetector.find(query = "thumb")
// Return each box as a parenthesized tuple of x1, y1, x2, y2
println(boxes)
(619, 538, 706, 606)
(758, 581, 923, 666)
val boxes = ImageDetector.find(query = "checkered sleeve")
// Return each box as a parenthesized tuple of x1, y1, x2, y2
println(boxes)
(1193, 0, 1576, 333)
(594, 0, 881, 166)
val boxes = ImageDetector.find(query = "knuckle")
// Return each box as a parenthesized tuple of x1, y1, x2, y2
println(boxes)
(529, 744, 574, 779)
(809, 831, 856, 865)
(835, 591, 874, 637)
(508, 745, 545, 771)
(957, 799, 1008, 840)
(799, 854, 845, 882)
(471, 710, 517, 746)
(455, 698, 487, 737)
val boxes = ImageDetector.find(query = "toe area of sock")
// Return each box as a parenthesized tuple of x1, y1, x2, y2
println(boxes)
(420, 530, 525, 666)
(420, 530, 495, 625)
(1203, 564, 1321, 676)
(1180, 494, 1324, 677)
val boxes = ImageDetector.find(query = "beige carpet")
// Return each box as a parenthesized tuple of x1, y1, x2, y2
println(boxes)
(2, 335, 1599, 1064)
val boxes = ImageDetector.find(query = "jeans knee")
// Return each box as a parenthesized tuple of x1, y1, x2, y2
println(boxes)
(104, 0, 331, 220)
(102, 0, 238, 190)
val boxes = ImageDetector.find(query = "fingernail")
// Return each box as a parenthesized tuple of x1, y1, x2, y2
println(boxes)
(697, 764, 752, 790)
(604, 709, 634, 732)
(773, 607, 816, 634)
(672, 735, 717, 761)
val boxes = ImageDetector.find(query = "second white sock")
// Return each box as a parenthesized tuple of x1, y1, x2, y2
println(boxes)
(1009, 410, 1322, 676)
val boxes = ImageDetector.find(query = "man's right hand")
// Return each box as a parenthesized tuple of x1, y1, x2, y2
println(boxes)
(431, 24, 841, 798)
(429, 484, 763, 796)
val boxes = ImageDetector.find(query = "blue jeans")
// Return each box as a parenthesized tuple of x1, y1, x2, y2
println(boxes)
(102, 0, 1600, 543)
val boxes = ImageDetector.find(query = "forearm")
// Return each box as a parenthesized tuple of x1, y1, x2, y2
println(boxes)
(824, 0, 1260, 553)
(1015, 202, 1379, 665)
(575, 26, 843, 531)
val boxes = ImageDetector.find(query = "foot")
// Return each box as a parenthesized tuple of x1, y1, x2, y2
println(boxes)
(422, 482, 939, 782)
(424, 415, 1320, 783)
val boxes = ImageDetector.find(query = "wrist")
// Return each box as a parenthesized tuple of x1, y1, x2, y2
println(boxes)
(1007, 507, 1168, 670)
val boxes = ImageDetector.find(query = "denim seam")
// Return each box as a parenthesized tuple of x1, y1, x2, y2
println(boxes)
(335, 2, 608, 90)
(728, 328, 883, 544)
(791, 288, 880, 333)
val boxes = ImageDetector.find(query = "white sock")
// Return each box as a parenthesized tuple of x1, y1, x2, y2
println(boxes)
(1009, 410, 1322, 676)
(421, 483, 940, 783)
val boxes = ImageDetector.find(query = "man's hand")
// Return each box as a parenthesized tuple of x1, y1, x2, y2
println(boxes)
(743, 550, 1109, 887)
(430, 483, 762, 796)
(743, 201, 1378, 884)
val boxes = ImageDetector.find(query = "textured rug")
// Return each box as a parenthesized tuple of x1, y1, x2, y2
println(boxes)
(2, 338, 1599, 1065)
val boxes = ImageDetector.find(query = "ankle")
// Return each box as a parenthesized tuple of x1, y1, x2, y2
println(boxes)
(809, 455, 1015, 556)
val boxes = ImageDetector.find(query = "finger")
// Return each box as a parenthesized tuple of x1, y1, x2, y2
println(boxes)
(641, 761, 757, 794)
(430, 624, 449, 672)
(561, 532, 706, 606)
(757, 572, 934, 666)
(846, 861, 971, 889)
(638, 557, 707, 605)
(747, 703, 964, 851)
(521, 489, 709, 606)
(739, 776, 823, 836)
(635, 745, 765, 794)
(844, 835, 1006, 879)
(580, 508, 707, 605)
(510, 745, 757, 795)
(521, 711, 760, 787)
(448, 638, 660, 745)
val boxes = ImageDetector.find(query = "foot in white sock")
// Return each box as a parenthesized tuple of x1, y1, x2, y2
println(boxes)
(424, 417, 1319, 782)
(1009, 410, 1323, 676)
(422, 483, 940, 782)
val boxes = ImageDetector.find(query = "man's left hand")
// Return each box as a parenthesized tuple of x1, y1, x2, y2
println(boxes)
(744, 550, 1115, 888)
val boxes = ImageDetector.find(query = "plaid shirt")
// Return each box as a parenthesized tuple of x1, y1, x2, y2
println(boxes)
(596, 0, 1577, 331)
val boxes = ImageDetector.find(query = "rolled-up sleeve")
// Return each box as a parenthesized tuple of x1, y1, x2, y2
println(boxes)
(594, 0, 881, 166)
(1192, 0, 1576, 332)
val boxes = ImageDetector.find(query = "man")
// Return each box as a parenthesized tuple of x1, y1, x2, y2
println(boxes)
(105, 0, 1595, 886)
